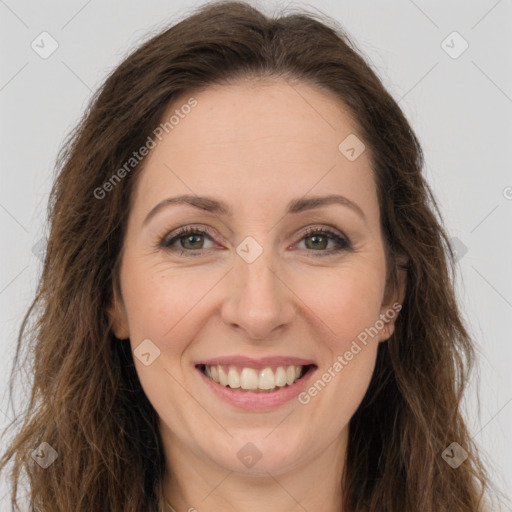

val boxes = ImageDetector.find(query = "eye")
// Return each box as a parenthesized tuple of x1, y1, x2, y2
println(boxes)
(296, 227, 352, 256)
(159, 225, 352, 257)
(160, 226, 216, 255)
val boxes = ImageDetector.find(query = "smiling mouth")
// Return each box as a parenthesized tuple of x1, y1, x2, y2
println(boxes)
(197, 364, 316, 393)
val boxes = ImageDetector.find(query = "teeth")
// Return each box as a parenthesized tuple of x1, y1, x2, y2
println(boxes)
(240, 368, 259, 390)
(286, 366, 296, 386)
(275, 366, 286, 387)
(228, 367, 241, 388)
(258, 368, 275, 390)
(203, 364, 306, 391)
(218, 366, 229, 386)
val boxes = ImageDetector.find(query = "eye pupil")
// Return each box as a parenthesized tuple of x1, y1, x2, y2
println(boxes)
(183, 234, 203, 249)
(307, 234, 327, 250)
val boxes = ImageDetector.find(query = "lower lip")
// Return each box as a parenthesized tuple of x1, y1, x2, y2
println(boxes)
(197, 366, 317, 411)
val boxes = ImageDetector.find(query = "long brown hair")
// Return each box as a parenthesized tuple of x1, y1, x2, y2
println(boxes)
(0, 1, 495, 510)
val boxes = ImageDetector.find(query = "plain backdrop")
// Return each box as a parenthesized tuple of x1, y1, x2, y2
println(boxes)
(1, 0, 511, 509)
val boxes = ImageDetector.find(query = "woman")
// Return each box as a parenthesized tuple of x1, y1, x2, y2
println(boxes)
(0, 1, 494, 510)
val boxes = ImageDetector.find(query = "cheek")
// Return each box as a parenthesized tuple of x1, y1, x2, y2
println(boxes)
(297, 271, 383, 435)
(291, 260, 386, 348)
(122, 261, 210, 341)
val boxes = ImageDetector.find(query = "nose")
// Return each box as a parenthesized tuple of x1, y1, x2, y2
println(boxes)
(220, 245, 296, 341)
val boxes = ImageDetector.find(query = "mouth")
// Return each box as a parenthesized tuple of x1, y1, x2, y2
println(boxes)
(196, 363, 317, 393)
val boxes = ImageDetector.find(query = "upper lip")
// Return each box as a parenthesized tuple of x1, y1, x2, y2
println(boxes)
(195, 356, 317, 370)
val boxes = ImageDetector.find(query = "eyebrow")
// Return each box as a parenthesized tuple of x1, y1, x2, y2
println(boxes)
(143, 193, 367, 226)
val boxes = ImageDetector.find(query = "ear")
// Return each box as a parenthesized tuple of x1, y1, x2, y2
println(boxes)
(108, 290, 130, 340)
(377, 255, 408, 342)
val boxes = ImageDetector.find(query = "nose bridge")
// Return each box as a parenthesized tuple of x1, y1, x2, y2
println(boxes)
(237, 235, 280, 312)
(222, 233, 294, 338)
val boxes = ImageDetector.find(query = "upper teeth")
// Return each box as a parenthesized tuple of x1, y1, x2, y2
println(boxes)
(204, 364, 303, 391)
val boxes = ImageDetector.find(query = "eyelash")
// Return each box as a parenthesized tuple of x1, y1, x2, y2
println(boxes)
(159, 225, 352, 257)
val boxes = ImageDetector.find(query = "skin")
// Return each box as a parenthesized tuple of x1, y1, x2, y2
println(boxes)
(109, 78, 406, 512)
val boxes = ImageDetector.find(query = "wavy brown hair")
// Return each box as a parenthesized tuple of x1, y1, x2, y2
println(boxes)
(0, 1, 496, 510)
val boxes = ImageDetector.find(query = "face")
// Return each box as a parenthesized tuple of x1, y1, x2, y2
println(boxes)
(109, 78, 404, 478)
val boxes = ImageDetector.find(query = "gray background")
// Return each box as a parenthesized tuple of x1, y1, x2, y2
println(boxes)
(1, 0, 511, 509)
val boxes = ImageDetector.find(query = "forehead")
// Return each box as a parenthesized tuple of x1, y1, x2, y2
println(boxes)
(130, 79, 379, 227)
(163, 78, 363, 157)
